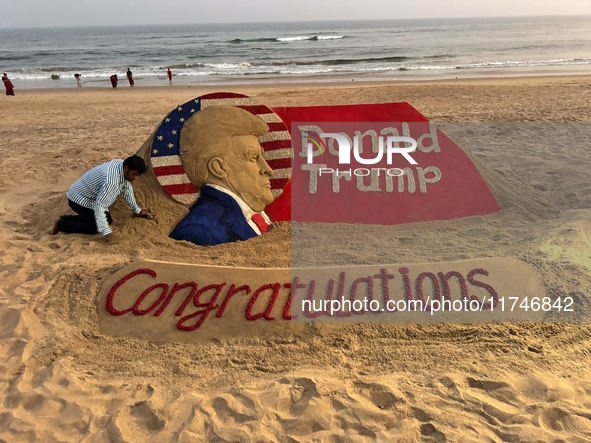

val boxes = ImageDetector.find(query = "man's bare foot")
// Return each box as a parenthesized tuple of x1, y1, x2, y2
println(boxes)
(50, 219, 60, 235)
(103, 233, 117, 243)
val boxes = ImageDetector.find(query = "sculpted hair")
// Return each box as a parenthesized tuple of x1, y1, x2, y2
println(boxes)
(179, 106, 269, 186)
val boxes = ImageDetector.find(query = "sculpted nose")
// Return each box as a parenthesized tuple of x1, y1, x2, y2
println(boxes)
(260, 158, 274, 177)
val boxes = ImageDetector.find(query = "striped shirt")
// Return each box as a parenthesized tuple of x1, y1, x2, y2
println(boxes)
(67, 159, 141, 236)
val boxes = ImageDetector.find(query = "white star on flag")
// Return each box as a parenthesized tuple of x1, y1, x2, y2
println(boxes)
(180, 118, 185, 122)
(153, 149, 158, 154)
(165, 118, 170, 122)
(190, 109, 196, 113)
(177, 106, 183, 111)
(157, 135, 163, 141)
(172, 130, 177, 135)
(168, 143, 174, 148)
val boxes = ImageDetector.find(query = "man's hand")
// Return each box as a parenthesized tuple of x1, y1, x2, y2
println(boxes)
(103, 233, 117, 243)
(135, 208, 154, 219)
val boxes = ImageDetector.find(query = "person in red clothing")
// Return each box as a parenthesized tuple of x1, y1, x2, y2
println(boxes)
(126, 68, 134, 87)
(167, 68, 172, 86)
(2, 73, 15, 95)
(110, 74, 118, 88)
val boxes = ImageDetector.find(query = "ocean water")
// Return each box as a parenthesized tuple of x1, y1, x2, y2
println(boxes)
(1, 16, 590, 89)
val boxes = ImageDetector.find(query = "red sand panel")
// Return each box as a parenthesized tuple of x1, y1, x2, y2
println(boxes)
(266, 103, 500, 224)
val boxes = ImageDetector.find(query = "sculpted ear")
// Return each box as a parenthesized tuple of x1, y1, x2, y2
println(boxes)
(207, 157, 227, 179)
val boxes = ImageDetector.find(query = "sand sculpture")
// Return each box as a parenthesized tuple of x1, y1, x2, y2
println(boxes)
(97, 257, 545, 343)
(138, 92, 501, 244)
(170, 106, 275, 245)
(142, 92, 292, 246)
(91, 93, 551, 344)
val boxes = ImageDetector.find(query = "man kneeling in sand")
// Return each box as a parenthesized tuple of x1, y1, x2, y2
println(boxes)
(52, 155, 151, 242)
(169, 106, 274, 246)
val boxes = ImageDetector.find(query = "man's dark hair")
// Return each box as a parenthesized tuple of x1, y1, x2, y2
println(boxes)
(123, 155, 147, 174)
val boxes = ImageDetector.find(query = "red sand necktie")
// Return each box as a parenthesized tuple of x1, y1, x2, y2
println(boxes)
(251, 213, 269, 233)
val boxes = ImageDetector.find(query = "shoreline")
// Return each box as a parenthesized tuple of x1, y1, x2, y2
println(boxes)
(9, 72, 591, 93)
(7, 65, 591, 92)
(7, 74, 591, 123)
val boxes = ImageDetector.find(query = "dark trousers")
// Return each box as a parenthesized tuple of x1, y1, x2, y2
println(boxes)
(58, 200, 112, 235)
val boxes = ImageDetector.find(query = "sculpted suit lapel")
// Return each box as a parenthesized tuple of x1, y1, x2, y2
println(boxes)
(169, 186, 257, 246)
(204, 187, 258, 243)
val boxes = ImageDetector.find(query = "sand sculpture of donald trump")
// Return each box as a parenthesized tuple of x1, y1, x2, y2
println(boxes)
(169, 106, 275, 245)
(145, 93, 291, 246)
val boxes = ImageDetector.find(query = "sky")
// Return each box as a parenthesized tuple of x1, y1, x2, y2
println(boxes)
(1, 0, 590, 28)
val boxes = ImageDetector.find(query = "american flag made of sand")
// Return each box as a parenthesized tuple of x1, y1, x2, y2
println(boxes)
(150, 92, 292, 206)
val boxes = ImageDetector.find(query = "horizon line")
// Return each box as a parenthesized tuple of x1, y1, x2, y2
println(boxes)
(1, 13, 589, 31)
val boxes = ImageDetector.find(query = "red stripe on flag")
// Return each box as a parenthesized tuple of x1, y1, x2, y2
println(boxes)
(271, 178, 289, 189)
(153, 165, 186, 176)
(163, 183, 200, 194)
(238, 105, 273, 115)
(267, 158, 292, 169)
(262, 139, 292, 151)
(202, 92, 249, 99)
(267, 122, 287, 132)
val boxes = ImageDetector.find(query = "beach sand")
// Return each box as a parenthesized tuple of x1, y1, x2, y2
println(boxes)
(1, 76, 591, 442)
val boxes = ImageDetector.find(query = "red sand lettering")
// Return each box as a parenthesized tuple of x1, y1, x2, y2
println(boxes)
(105, 266, 499, 328)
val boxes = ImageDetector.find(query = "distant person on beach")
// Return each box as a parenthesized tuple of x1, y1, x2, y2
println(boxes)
(110, 74, 118, 88)
(126, 68, 134, 87)
(169, 106, 274, 246)
(51, 155, 152, 243)
(74, 73, 82, 87)
(2, 73, 15, 96)
(167, 68, 172, 86)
